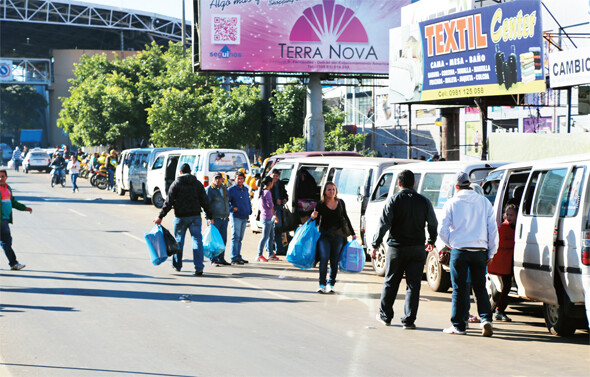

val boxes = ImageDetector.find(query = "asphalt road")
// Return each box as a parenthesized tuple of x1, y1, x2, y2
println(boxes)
(1, 170, 588, 377)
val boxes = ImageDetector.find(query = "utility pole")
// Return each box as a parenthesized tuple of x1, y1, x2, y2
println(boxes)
(181, 0, 186, 57)
(304, 74, 325, 151)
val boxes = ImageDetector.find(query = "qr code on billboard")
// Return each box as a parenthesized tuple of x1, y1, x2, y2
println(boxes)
(212, 15, 240, 44)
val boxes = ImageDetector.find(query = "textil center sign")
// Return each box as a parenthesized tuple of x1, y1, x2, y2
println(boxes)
(196, 0, 412, 74)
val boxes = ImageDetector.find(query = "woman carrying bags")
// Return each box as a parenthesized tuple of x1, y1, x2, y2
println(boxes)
(311, 182, 355, 294)
(257, 176, 280, 262)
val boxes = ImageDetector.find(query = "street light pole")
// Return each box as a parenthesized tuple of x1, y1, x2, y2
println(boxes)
(182, 0, 186, 57)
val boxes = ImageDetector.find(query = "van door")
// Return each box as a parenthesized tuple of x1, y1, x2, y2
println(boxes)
(514, 166, 573, 304)
(328, 167, 369, 238)
(122, 152, 132, 189)
(365, 172, 396, 250)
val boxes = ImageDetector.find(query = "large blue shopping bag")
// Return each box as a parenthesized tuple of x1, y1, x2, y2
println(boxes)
(144, 225, 168, 266)
(286, 219, 320, 270)
(339, 239, 365, 273)
(203, 224, 225, 259)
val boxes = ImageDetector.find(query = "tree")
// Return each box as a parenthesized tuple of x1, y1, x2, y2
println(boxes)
(269, 84, 306, 148)
(0, 85, 47, 138)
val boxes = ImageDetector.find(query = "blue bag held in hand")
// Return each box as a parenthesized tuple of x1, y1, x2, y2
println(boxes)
(144, 225, 168, 266)
(339, 239, 365, 273)
(203, 224, 225, 259)
(286, 219, 320, 270)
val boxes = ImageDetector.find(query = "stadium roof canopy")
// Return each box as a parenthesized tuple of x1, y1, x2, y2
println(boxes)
(1, 0, 191, 58)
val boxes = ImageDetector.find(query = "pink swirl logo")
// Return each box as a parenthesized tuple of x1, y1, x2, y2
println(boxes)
(289, 0, 368, 43)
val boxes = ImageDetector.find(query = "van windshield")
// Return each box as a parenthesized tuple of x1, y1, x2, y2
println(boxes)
(209, 152, 248, 172)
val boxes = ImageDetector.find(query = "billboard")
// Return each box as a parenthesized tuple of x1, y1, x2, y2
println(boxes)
(389, 0, 546, 103)
(549, 48, 590, 88)
(196, 0, 412, 74)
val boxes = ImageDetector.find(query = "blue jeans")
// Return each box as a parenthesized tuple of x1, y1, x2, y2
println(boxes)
(450, 249, 493, 330)
(379, 245, 426, 325)
(229, 216, 248, 262)
(71, 173, 79, 192)
(210, 218, 228, 264)
(107, 169, 115, 189)
(274, 206, 285, 254)
(258, 218, 275, 257)
(317, 234, 346, 286)
(0, 220, 18, 267)
(172, 216, 204, 272)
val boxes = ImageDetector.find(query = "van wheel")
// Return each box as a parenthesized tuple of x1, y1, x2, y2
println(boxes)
(142, 185, 150, 204)
(129, 183, 139, 201)
(152, 190, 164, 209)
(371, 244, 387, 277)
(116, 184, 126, 196)
(543, 302, 576, 336)
(426, 250, 450, 292)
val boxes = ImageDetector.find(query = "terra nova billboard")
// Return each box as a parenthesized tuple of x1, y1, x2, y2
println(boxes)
(389, 0, 546, 103)
(196, 0, 414, 74)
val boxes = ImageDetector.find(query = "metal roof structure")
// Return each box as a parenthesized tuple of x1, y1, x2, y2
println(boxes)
(1, 0, 191, 58)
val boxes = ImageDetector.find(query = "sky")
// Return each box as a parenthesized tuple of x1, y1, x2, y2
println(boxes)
(83, 0, 588, 47)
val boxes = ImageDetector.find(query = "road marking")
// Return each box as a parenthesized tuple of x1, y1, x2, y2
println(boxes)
(123, 232, 144, 243)
(230, 277, 291, 300)
(68, 209, 86, 217)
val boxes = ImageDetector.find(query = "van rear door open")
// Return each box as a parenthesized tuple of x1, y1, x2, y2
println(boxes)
(514, 166, 573, 305)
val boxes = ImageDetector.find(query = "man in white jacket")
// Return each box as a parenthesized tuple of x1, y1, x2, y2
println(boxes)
(439, 172, 499, 337)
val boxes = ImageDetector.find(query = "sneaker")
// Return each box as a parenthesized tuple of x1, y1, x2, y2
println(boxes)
(194, 271, 203, 276)
(10, 263, 25, 271)
(376, 313, 391, 326)
(240, 259, 249, 264)
(494, 311, 512, 322)
(219, 260, 231, 266)
(269, 254, 280, 261)
(467, 315, 480, 323)
(443, 326, 466, 335)
(231, 260, 244, 265)
(172, 265, 181, 272)
(481, 321, 493, 337)
(257, 256, 268, 262)
(326, 284, 335, 294)
(317, 285, 326, 294)
(402, 323, 416, 330)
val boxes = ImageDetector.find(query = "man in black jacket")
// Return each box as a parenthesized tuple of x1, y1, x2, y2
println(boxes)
(372, 169, 438, 329)
(154, 163, 213, 276)
(270, 169, 288, 254)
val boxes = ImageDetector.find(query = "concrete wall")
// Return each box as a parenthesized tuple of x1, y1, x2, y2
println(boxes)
(48, 49, 138, 148)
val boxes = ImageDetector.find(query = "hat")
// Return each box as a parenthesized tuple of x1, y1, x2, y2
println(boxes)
(213, 172, 223, 179)
(180, 163, 191, 174)
(455, 171, 471, 187)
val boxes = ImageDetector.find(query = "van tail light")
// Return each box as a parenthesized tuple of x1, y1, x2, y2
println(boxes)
(582, 231, 590, 266)
(203, 176, 209, 187)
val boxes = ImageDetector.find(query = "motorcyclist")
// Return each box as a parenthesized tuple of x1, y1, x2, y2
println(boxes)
(105, 149, 118, 192)
(50, 151, 67, 183)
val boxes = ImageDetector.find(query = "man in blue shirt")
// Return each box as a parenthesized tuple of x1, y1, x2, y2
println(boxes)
(228, 171, 251, 265)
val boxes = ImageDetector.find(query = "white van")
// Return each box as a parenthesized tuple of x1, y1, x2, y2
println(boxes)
(128, 148, 178, 203)
(250, 156, 416, 251)
(176, 149, 251, 188)
(365, 161, 507, 289)
(481, 154, 590, 336)
(146, 150, 183, 208)
(115, 148, 139, 196)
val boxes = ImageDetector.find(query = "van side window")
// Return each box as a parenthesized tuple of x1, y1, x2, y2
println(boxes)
(393, 173, 421, 194)
(420, 173, 455, 209)
(526, 169, 567, 217)
(331, 168, 366, 195)
(179, 155, 196, 171)
(278, 166, 293, 184)
(152, 155, 164, 170)
(371, 173, 393, 201)
(560, 167, 585, 218)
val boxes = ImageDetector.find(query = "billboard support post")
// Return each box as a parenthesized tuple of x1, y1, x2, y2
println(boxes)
(304, 74, 324, 152)
(407, 104, 412, 159)
(477, 98, 488, 161)
(261, 75, 275, 158)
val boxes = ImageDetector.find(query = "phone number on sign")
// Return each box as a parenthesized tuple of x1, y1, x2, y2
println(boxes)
(437, 87, 485, 98)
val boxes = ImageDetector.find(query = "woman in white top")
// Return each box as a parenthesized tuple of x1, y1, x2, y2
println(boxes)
(67, 155, 80, 193)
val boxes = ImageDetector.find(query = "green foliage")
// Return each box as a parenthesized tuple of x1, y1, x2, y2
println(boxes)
(273, 107, 369, 155)
(0, 85, 47, 137)
(269, 84, 306, 148)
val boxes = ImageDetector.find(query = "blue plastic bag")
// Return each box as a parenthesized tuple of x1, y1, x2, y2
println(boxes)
(144, 225, 168, 266)
(339, 239, 365, 273)
(203, 224, 225, 259)
(286, 219, 320, 270)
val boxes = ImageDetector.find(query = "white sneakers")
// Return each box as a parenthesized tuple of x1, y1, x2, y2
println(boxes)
(10, 263, 26, 270)
(326, 284, 335, 294)
(442, 326, 466, 335)
(443, 322, 493, 337)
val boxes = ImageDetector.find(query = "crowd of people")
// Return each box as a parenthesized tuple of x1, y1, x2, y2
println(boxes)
(2, 156, 517, 338)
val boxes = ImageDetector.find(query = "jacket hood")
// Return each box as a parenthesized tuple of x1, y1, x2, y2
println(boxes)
(456, 188, 482, 203)
(178, 174, 198, 184)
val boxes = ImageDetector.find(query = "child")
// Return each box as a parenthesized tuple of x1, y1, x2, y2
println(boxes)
(488, 203, 517, 321)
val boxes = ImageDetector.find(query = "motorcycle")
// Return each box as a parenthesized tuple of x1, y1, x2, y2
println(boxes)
(50, 167, 66, 187)
(90, 165, 108, 190)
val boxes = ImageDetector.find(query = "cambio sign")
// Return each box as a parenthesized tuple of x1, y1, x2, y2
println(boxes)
(197, 0, 411, 74)
(549, 48, 590, 88)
